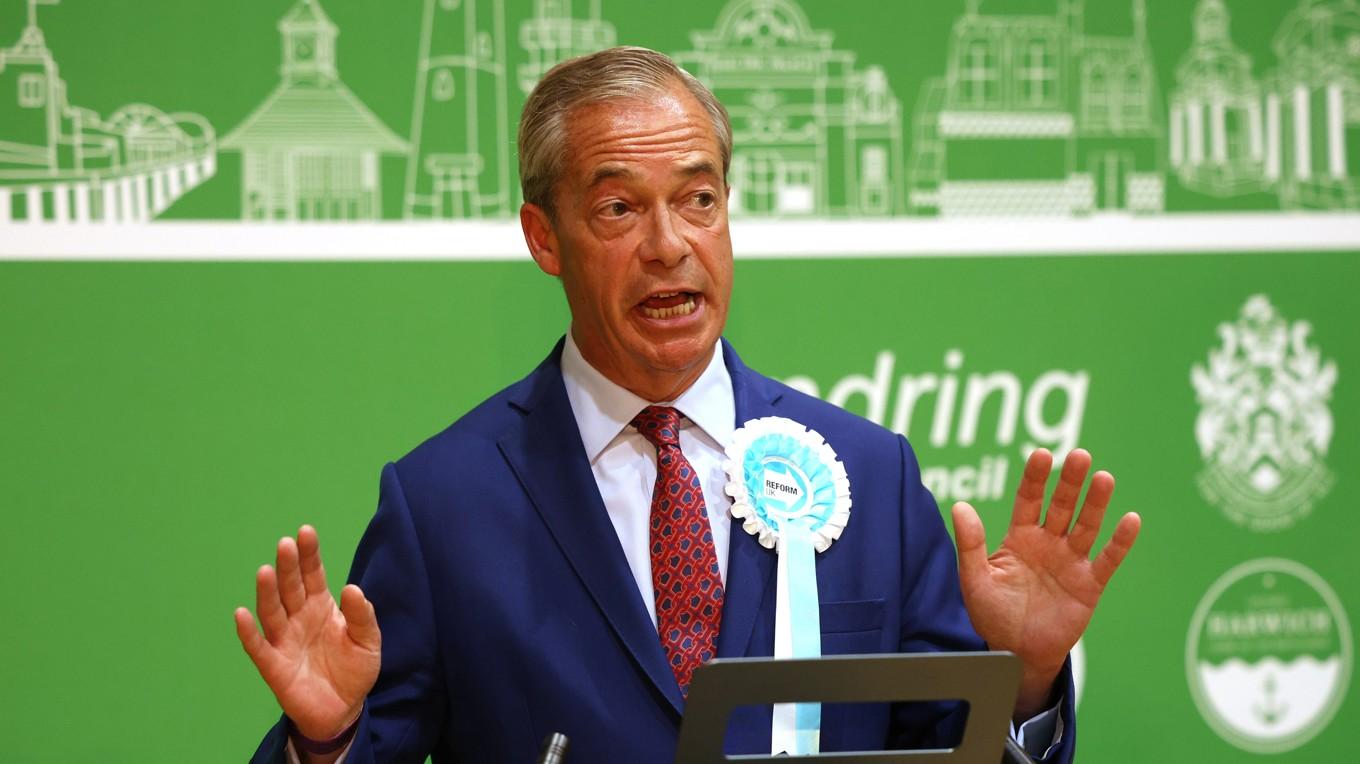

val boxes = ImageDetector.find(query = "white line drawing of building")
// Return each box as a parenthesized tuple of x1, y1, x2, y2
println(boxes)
(404, 0, 512, 219)
(673, 0, 904, 218)
(1266, 0, 1360, 209)
(518, 0, 616, 95)
(221, 0, 407, 222)
(1075, 0, 1165, 213)
(1169, 0, 1269, 197)
(908, 0, 1164, 217)
(0, 0, 215, 225)
(1168, 0, 1360, 209)
(405, 0, 616, 219)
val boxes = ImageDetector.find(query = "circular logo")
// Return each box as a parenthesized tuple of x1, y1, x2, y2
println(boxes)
(724, 416, 850, 552)
(1186, 558, 1352, 753)
(760, 458, 811, 517)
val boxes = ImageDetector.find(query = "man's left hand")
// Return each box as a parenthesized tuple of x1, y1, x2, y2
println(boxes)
(951, 448, 1141, 719)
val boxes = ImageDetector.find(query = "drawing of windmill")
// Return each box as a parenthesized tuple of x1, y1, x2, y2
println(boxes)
(0, 0, 216, 224)
(673, 0, 904, 218)
(220, 0, 407, 222)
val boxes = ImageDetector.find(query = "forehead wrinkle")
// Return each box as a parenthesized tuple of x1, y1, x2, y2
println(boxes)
(584, 152, 718, 194)
(570, 106, 710, 151)
(565, 95, 722, 194)
(577, 123, 711, 160)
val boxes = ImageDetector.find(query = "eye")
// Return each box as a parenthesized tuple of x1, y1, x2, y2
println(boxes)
(691, 191, 716, 208)
(600, 200, 630, 218)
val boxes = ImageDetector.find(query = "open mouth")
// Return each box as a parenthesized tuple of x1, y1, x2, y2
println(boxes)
(638, 290, 700, 320)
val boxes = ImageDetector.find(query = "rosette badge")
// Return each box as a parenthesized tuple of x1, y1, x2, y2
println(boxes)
(723, 416, 851, 756)
(724, 416, 851, 552)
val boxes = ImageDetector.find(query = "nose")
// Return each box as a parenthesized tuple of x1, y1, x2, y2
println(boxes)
(640, 205, 692, 268)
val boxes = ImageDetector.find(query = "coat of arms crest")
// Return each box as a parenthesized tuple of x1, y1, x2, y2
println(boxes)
(1190, 295, 1337, 531)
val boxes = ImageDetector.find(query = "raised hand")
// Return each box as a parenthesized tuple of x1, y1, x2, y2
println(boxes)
(234, 525, 382, 741)
(950, 449, 1140, 718)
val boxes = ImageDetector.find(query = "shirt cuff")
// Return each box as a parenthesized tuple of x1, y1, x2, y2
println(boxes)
(1007, 696, 1064, 760)
(285, 736, 353, 764)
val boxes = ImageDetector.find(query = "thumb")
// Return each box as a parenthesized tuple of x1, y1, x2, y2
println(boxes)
(339, 584, 381, 651)
(951, 502, 990, 585)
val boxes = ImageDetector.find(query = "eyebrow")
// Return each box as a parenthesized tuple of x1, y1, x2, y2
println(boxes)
(587, 159, 720, 189)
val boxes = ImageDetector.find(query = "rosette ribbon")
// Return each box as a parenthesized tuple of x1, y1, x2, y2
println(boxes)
(724, 417, 851, 756)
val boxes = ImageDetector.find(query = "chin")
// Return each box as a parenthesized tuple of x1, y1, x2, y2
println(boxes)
(638, 334, 717, 373)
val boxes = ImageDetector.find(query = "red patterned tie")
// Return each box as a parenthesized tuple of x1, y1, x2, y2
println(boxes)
(631, 405, 725, 694)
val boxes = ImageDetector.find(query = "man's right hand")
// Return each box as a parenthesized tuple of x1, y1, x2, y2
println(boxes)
(235, 525, 382, 745)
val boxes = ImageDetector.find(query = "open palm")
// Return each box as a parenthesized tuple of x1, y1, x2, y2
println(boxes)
(951, 449, 1140, 713)
(234, 525, 382, 740)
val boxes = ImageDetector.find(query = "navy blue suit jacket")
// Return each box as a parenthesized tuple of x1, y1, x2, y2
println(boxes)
(251, 339, 1076, 763)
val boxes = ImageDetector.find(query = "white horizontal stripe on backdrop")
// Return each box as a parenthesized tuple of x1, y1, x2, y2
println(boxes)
(3, 213, 1360, 260)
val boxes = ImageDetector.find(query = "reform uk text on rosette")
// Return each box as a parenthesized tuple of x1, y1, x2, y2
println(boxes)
(723, 416, 852, 756)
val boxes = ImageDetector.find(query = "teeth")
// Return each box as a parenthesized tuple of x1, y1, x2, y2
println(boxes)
(641, 296, 697, 319)
(652, 291, 680, 298)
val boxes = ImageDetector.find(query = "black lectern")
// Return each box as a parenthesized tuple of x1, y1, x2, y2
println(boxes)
(675, 652, 1032, 764)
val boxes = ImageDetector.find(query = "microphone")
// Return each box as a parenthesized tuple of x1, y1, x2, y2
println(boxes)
(536, 732, 569, 764)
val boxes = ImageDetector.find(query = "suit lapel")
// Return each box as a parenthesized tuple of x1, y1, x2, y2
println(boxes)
(498, 348, 685, 715)
(495, 340, 785, 708)
(715, 340, 781, 658)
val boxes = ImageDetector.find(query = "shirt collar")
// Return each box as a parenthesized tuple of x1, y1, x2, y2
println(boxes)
(560, 331, 735, 463)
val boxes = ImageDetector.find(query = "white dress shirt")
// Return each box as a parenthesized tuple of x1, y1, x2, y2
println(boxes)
(560, 332, 735, 625)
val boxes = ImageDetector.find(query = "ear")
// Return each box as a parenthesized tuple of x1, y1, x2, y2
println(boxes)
(520, 203, 561, 277)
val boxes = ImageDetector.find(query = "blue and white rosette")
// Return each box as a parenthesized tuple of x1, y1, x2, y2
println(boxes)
(724, 416, 851, 756)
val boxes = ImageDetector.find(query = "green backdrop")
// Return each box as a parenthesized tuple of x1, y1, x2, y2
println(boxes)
(2, 0, 1357, 761)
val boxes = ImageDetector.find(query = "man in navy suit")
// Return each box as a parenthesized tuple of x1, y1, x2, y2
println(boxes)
(236, 46, 1141, 764)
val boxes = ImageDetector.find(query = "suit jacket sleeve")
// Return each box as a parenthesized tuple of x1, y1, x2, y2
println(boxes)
(251, 462, 448, 764)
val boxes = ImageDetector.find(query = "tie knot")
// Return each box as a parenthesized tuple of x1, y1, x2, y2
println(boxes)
(631, 405, 682, 447)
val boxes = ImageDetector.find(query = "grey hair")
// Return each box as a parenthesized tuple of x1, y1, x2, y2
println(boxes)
(517, 46, 732, 217)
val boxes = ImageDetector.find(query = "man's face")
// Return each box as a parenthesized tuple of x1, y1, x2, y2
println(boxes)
(524, 86, 733, 400)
